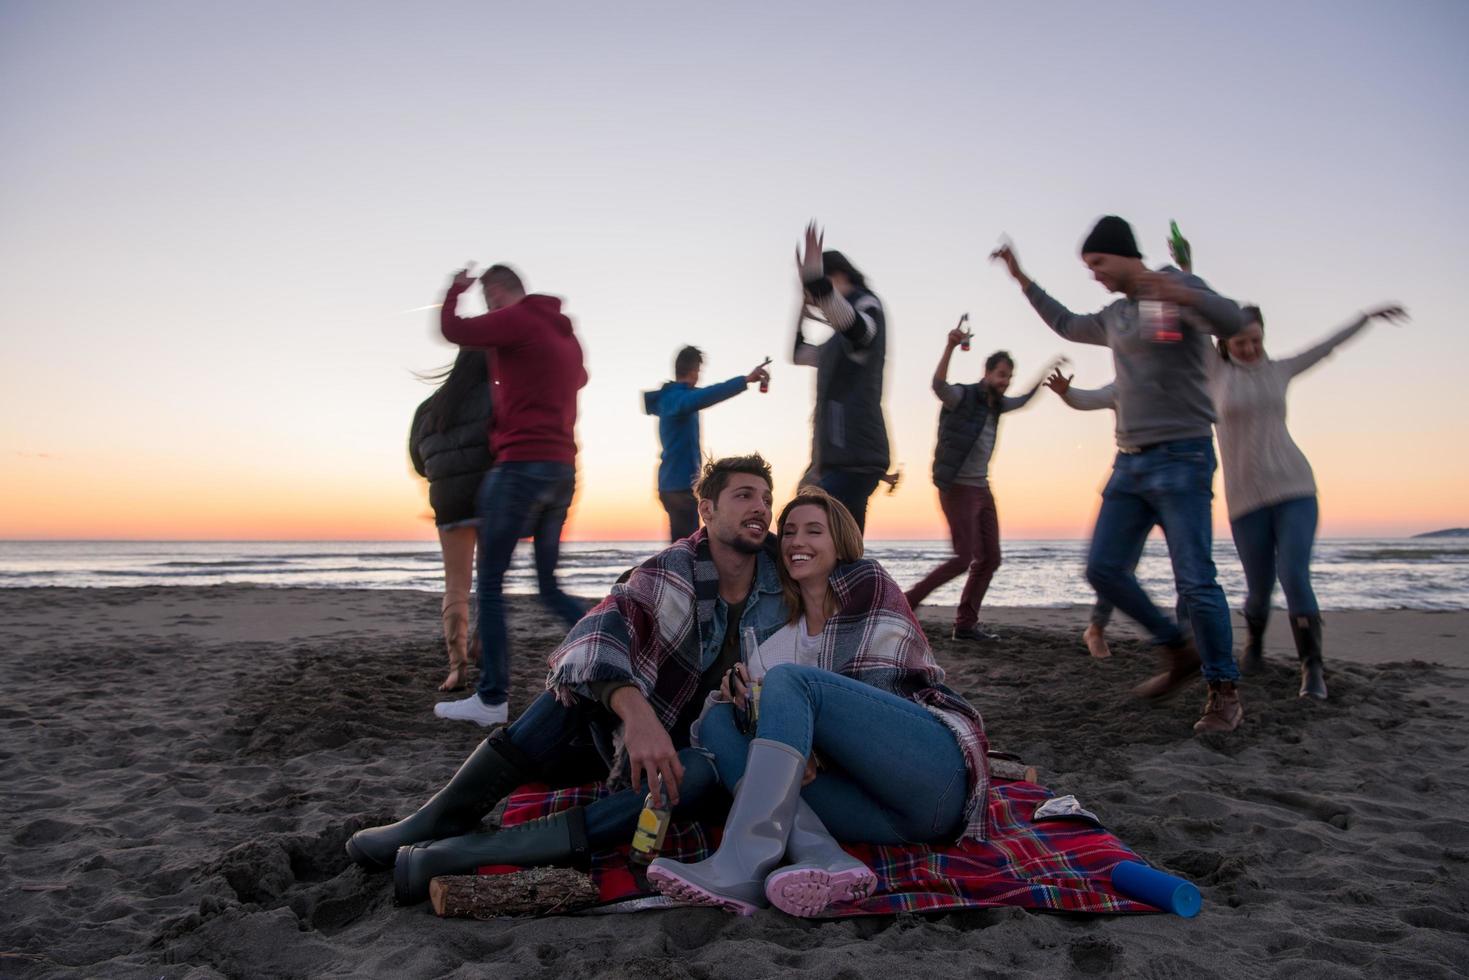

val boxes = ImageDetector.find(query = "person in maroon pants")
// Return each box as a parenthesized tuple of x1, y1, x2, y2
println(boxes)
(906, 322, 1044, 641)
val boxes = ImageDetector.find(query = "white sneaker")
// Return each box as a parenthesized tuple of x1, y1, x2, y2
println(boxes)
(433, 694, 508, 727)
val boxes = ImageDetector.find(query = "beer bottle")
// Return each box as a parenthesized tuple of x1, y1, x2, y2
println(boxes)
(1169, 220, 1191, 272)
(741, 626, 763, 729)
(629, 778, 671, 867)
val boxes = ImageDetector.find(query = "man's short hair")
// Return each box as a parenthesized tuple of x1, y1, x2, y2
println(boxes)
(479, 264, 524, 293)
(696, 454, 773, 504)
(674, 345, 704, 377)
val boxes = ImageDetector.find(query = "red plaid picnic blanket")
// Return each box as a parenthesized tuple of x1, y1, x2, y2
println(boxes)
(490, 779, 1158, 916)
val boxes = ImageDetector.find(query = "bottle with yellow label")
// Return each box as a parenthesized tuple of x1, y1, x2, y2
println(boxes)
(628, 782, 671, 867)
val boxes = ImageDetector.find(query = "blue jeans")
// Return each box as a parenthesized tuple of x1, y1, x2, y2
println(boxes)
(1086, 438, 1237, 682)
(1229, 495, 1320, 620)
(503, 692, 724, 849)
(818, 470, 882, 534)
(697, 664, 968, 845)
(1089, 524, 1190, 635)
(475, 462, 587, 705)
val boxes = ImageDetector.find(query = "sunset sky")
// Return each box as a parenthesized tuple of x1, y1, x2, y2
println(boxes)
(2, 1, 1466, 541)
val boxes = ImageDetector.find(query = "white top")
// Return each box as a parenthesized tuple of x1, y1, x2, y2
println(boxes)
(690, 615, 824, 745)
(749, 615, 825, 680)
(1207, 316, 1369, 520)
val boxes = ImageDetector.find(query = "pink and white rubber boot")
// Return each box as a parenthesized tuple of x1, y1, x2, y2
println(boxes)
(763, 801, 877, 917)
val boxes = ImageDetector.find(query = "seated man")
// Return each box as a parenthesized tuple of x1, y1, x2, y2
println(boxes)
(346, 455, 789, 904)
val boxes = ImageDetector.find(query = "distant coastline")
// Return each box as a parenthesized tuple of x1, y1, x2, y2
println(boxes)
(1413, 528, 1469, 539)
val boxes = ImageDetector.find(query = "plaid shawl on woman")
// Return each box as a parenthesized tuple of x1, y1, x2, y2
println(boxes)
(811, 558, 992, 841)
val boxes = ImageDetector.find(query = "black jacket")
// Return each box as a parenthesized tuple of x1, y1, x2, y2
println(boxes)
(410, 382, 493, 525)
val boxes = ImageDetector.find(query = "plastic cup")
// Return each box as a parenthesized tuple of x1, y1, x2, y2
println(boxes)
(1110, 860, 1201, 918)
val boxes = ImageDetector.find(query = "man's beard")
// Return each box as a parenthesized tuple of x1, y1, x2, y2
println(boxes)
(712, 523, 764, 555)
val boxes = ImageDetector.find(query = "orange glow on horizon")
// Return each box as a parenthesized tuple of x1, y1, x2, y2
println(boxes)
(4, 452, 1464, 542)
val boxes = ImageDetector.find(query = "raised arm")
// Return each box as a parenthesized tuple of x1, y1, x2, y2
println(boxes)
(931, 322, 967, 409)
(988, 242, 1109, 346)
(439, 269, 530, 348)
(796, 223, 880, 357)
(792, 301, 823, 367)
(1046, 369, 1118, 412)
(1278, 305, 1408, 378)
(999, 359, 1059, 412)
(661, 375, 750, 416)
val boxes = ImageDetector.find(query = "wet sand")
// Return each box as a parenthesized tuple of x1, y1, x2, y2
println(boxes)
(2, 586, 1467, 978)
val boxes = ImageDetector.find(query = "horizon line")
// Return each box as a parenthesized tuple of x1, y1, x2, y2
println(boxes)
(0, 532, 1446, 544)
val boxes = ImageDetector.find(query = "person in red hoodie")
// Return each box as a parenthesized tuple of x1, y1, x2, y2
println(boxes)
(436, 263, 589, 726)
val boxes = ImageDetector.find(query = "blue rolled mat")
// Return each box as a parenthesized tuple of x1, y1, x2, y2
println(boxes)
(1111, 860, 1202, 918)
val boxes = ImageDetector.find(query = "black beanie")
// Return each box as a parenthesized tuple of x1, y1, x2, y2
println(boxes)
(1080, 215, 1141, 258)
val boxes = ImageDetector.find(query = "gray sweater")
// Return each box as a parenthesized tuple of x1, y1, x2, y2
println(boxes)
(1024, 269, 1243, 450)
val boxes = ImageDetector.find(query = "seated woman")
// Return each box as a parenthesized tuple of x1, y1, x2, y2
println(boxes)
(648, 488, 991, 917)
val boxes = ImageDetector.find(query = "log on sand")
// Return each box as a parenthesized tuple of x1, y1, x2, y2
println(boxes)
(429, 867, 601, 919)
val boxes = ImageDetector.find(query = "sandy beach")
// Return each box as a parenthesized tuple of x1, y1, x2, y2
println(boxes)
(2, 585, 1467, 978)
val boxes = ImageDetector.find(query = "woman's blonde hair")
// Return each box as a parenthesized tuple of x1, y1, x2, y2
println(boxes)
(776, 487, 865, 624)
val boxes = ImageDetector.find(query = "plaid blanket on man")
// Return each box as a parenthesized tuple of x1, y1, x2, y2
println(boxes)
(546, 528, 723, 730)
(815, 559, 992, 840)
(492, 778, 1157, 916)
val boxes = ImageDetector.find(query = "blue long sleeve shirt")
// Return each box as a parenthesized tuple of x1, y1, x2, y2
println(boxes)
(643, 377, 748, 492)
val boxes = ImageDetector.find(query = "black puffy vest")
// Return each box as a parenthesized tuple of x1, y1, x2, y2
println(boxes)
(932, 382, 999, 491)
(813, 288, 889, 475)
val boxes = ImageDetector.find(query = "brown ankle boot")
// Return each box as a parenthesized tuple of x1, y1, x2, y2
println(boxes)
(1238, 614, 1267, 675)
(1132, 640, 1201, 699)
(439, 599, 472, 692)
(1192, 681, 1244, 734)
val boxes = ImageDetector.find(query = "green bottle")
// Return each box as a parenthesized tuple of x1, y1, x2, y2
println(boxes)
(1169, 220, 1191, 273)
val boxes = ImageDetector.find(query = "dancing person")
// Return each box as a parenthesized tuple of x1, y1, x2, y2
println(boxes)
(409, 350, 493, 690)
(644, 345, 771, 541)
(647, 488, 991, 917)
(906, 325, 1045, 641)
(346, 456, 791, 904)
(435, 263, 588, 726)
(1044, 371, 1192, 659)
(792, 223, 891, 533)
(1210, 303, 1409, 699)
(991, 216, 1248, 734)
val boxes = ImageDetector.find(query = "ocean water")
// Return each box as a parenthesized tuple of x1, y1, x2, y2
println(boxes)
(1, 537, 1467, 611)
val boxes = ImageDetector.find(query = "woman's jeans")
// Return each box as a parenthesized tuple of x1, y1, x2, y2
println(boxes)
(697, 664, 968, 845)
(475, 462, 587, 706)
(1086, 438, 1237, 683)
(1229, 495, 1320, 621)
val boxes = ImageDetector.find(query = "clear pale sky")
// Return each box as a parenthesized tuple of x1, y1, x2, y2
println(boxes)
(2, 1, 1466, 541)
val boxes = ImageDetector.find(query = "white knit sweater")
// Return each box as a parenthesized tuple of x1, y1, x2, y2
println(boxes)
(1208, 316, 1370, 520)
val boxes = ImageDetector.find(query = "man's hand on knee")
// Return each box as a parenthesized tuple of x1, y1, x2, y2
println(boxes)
(610, 686, 684, 807)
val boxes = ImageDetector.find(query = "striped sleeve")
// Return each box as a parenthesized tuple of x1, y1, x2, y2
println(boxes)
(805, 279, 881, 353)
